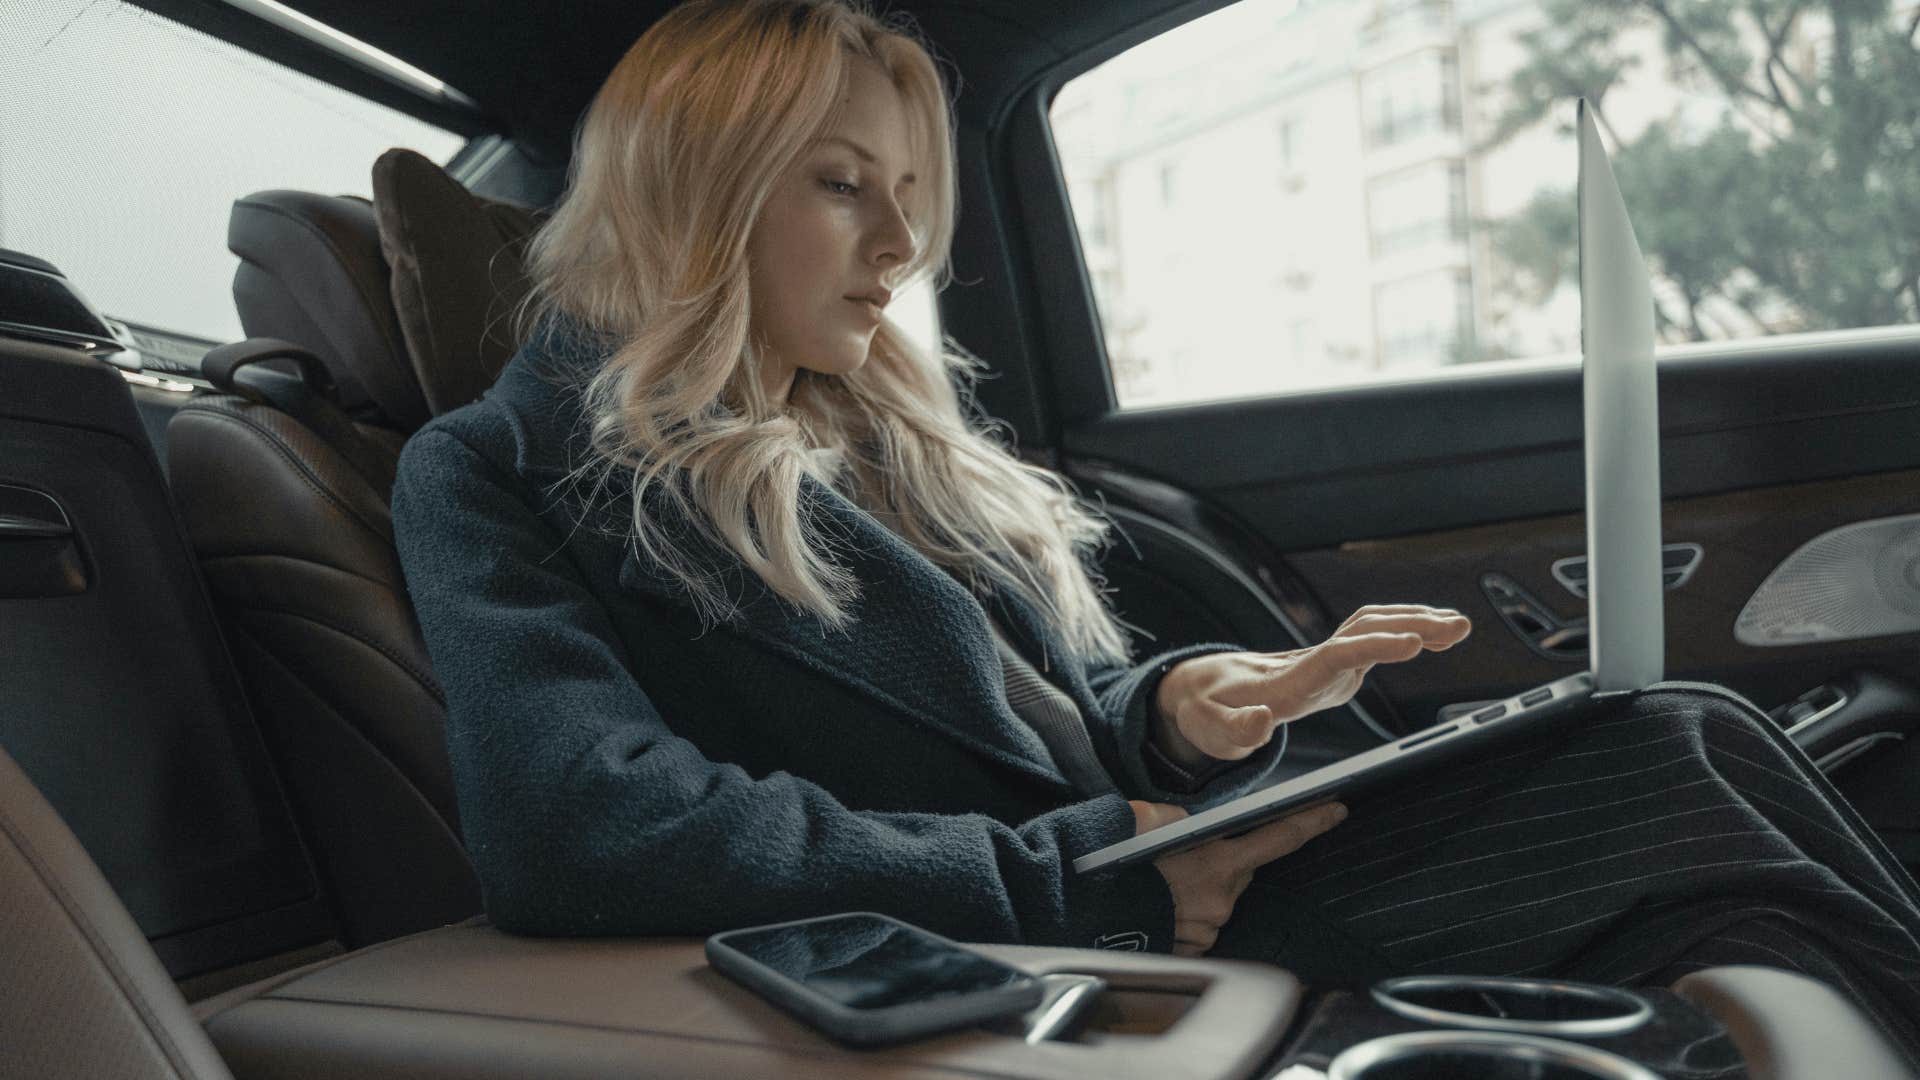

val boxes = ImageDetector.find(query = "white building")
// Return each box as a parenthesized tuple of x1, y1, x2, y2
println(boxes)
(1053, 0, 1806, 408)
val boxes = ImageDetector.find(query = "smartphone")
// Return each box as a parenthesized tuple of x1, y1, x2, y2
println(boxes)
(706, 912, 1046, 1046)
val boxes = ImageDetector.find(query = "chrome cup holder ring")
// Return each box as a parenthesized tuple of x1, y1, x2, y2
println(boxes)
(1370, 975, 1653, 1037)
(1327, 1030, 1665, 1080)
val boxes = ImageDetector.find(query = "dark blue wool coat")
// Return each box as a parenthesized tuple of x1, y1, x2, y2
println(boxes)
(390, 316, 1288, 951)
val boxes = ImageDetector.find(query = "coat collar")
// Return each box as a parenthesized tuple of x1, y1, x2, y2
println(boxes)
(489, 316, 1093, 791)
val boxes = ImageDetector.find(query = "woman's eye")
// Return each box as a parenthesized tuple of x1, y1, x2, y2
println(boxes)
(822, 179, 859, 197)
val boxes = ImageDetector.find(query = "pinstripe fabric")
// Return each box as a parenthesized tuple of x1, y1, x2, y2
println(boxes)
(985, 614, 1117, 798)
(1211, 687, 1920, 1067)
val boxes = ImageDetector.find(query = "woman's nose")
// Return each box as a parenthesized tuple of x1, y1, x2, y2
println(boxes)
(866, 198, 917, 269)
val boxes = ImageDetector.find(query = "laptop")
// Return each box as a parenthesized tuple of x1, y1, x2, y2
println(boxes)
(1076, 100, 1665, 874)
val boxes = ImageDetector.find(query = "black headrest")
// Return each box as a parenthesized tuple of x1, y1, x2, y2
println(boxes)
(370, 149, 544, 420)
(228, 191, 429, 429)
(228, 164, 546, 433)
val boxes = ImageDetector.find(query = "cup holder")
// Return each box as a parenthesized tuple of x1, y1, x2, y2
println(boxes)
(1327, 1031, 1664, 1080)
(1370, 975, 1652, 1037)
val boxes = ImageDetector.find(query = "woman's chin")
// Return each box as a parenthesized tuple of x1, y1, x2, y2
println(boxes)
(803, 354, 869, 380)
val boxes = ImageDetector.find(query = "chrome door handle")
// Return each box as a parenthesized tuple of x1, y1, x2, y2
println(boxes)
(1551, 543, 1703, 599)
(0, 512, 73, 540)
(1480, 573, 1585, 662)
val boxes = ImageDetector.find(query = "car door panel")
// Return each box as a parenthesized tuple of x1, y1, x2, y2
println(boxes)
(1058, 345, 1920, 739)
(1287, 466, 1920, 725)
(1062, 339, 1920, 553)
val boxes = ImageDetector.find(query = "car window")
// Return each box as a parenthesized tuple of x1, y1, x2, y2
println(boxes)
(2, 0, 943, 364)
(0, 0, 466, 345)
(1051, 0, 1920, 409)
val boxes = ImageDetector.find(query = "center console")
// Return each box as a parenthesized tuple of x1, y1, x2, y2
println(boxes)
(191, 921, 1912, 1079)
(1268, 967, 1911, 1079)
(1274, 976, 1733, 1079)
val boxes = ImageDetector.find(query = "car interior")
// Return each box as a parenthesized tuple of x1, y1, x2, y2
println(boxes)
(5, 0, 1920, 1077)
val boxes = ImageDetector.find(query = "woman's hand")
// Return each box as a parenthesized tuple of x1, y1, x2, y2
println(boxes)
(1155, 604, 1471, 764)
(1128, 799, 1348, 956)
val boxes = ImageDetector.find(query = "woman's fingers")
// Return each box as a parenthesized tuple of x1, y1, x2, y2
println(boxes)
(1227, 802, 1348, 872)
(1171, 929, 1216, 957)
(1130, 800, 1190, 837)
(1176, 700, 1278, 760)
(1212, 702, 1276, 749)
(1336, 611, 1472, 650)
(1155, 804, 1347, 960)
(1310, 631, 1426, 676)
(1227, 704, 1277, 746)
(1175, 877, 1238, 929)
(1334, 603, 1462, 634)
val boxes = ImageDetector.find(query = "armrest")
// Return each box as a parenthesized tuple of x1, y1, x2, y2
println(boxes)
(1673, 965, 1913, 1080)
(195, 923, 1301, 1080)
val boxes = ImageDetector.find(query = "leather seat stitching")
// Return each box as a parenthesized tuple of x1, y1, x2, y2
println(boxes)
(241, 605, 445, 704)
(231, 198, 409, 370)
(381, 181, 444, 396)
(200, 552, 394, 592)
(198, 917, 481, 1024)
(233, 628, 468, 852)
(0, 810, 203, 1078)
(178, 406, 391, 541)
(241, 992, 969, 1064)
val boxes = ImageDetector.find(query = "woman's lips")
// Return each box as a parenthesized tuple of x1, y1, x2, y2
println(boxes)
(846, 297, 882, 322)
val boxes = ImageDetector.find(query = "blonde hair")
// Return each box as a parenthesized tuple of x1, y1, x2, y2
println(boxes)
(522, 0, 1134, 667)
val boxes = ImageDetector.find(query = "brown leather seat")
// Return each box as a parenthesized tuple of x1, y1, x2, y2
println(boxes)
(0, 743, 233, 1080)
(165, 158, 541, 948)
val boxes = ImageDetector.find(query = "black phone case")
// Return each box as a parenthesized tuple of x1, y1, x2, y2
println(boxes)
(706, 912, 1045, 1046)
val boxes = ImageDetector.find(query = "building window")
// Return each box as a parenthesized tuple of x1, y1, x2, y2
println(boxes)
(1363, 49, 1461, 150)
(1446, 163, 1468, 242)
(1277, 117, 1299, 172)
(1048, 0, 1917, 408)
(1368, 163, 1468, 257)
(1375, 270, 1470, 367)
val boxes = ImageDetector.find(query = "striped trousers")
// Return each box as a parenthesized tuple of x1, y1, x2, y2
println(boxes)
(1210, 683, 1920, 1066)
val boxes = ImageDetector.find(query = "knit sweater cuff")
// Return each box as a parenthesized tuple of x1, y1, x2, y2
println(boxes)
(1050, 794, 1177, 955)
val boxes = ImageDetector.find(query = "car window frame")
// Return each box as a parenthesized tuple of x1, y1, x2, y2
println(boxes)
(999, 0, 1920, 434)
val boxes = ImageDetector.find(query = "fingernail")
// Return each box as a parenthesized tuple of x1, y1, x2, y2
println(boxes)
(1332, 803, 1349, 822)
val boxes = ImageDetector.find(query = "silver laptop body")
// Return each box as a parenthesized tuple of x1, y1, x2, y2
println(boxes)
(1076, 101, 1664, 874)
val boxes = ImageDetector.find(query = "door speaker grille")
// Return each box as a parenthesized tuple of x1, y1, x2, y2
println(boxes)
(1735, 513, 1920, 645)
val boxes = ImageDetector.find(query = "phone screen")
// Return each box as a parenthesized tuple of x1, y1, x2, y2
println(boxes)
(717, 914, 1033, 1011)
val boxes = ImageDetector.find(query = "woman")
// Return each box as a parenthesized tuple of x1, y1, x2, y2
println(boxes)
(391, 0, 1920, 1058)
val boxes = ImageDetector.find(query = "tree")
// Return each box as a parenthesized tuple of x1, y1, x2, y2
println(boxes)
(1480, 0, 1920, 345)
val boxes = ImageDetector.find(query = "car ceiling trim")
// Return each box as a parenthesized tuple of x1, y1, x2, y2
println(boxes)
(216, 0, 485, 116)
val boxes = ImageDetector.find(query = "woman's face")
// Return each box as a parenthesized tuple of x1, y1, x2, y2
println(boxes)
(747, 59, 920, 404)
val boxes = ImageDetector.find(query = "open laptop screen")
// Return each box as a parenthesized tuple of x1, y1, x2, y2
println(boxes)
(1578, 99, 1665, 693)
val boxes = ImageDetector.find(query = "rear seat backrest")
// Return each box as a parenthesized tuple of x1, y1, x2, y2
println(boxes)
(166, 159, 542, 947)
(0, 336, 332, 979)
(0, 743, 233, 1080)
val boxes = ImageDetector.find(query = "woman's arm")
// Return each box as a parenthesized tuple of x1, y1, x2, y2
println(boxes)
(392, 426, 1173, 950)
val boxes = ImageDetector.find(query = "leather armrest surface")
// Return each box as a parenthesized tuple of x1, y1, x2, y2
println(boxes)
(197, 924, 1301, 1080)
(1673, 965, 1914, 1080)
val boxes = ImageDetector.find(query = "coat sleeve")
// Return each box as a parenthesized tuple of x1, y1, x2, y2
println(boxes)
(1085, 642, 1291, 808)
(391, 426, 1175, 950)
